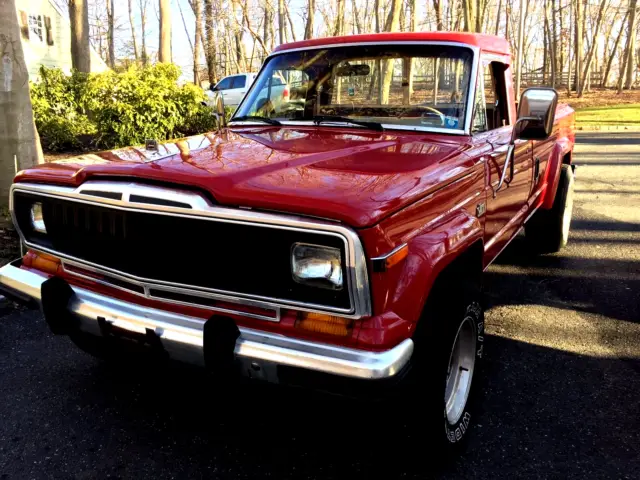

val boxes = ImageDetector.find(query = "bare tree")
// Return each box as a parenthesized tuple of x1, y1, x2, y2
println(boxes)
(192, 0, 203, 84)
(603, 10, 629, 87)
(106, 0, 115, 68)
(158, 0, 171, 62)
(203, 0, 217, 84)
(304, 0, 315, 39)
(138, 0, 149, 65)
(380, 0, 402, 103)
(333, 0, 345, 35)
(278, 0, 285, 44)
(128, 0, 139, 61)
(574, 0, 584, 93)
(462, 0, 476, 32)
(69, 0, 91, 72)
(0, 0, 43, 207)
(578, 0, 608, 97)
(352, 0, 363, 33)
(434, 0, 444, 31)
(619, 0, 638, 91)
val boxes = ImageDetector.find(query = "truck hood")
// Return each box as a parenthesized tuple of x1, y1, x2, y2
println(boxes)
(16, 127, 475, 228)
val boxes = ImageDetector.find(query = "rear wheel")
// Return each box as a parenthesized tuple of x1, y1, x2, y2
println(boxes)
(406, 279, 484, 459)
(526, 164, 575, 253)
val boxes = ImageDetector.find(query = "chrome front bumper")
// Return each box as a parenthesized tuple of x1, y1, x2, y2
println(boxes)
(0, 261, 413, 383)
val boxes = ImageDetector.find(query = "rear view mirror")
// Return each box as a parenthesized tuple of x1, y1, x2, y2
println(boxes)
(495, 87, 558, 198)
(514, 87, 558, 141)
(335, 64, 370, 77)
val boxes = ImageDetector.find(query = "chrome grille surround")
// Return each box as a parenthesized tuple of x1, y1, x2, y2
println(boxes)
(10, 181, 372, 319)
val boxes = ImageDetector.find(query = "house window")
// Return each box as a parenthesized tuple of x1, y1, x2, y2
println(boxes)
(28, 15, 44, 43)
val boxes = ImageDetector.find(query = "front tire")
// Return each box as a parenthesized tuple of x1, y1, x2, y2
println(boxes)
(407, 280, 485, 458)
(525, 164, 575, 253)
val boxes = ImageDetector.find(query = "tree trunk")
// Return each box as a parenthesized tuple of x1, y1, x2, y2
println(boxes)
(106, 0, 115, 68)
(204, 0, 217, 84)
(0, 0, 43, 208)
(284, 1, 297, 41)
(410, 0, 417, 31)
(462, 0, 476, 32)
(567, 0, 573, 95)
(278, 0, 285, 44)
(433, 0, 443, 30)
(304, 0, 315, 38)
(128, 0, 139, 61)
(380, 0, 402, 104)
(544, 0, 556, 88)
(352, 0, 363, 33)
(193, 0, 202, 85)
(551, 0, 558, 87)
(139, 0, 148, 65)
(578, 0, 608, 97)
(334, 0, 345, 36)
(574, 0, 584, 93)
(158, 0, 171, 62)
(69, 0, 90, 72)
(495, 0, 502, 35)
(543, 0, 549, 85)
(514, 0, 525, 96)
(603, 10, 628, 87)
(623, 0, 638, 89)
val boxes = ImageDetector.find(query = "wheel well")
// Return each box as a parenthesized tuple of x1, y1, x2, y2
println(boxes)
(429, 240, 484, 299)
(414, 240, 484, 338)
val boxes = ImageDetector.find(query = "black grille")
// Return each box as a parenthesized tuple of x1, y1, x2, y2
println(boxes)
(14, 192, 351, 310)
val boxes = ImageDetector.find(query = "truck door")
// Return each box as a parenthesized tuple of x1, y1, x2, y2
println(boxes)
(477, 61, 533, 264)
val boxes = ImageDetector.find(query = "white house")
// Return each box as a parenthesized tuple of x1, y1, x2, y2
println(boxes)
(16, 0, 108, 79)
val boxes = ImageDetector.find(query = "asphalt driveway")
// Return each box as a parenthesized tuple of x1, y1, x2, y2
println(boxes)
(0, 132, 639, 479)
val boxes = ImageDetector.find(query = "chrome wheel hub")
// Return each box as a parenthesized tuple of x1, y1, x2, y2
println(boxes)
(444, 317, 477, 425)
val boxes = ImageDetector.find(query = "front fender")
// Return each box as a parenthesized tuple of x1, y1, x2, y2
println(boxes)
(357, 210, 483, 349)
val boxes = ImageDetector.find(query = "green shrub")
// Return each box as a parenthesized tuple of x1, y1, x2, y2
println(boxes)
(31, 65, 218, 151)
(30, 66, 96, 151)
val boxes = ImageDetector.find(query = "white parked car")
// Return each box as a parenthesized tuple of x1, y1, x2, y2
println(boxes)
(207, 72, 290, 110)
(207, 73, 256, 107)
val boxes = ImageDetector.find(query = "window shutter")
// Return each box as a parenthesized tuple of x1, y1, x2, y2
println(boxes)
(19, 11, 29, 40)
(44, 16, 54, 45)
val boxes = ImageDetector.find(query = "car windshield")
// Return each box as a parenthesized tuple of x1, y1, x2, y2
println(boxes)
(233, 44, 474, 132)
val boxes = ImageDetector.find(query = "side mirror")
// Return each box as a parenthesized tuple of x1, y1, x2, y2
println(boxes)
(210, 91, 227, 129)
(513, 87, 558, 141)
(210, 84, 217, 92)
(494, 87, 558, 197)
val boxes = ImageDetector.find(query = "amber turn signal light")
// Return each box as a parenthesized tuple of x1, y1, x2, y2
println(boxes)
(22, 250, 62, 275)
(296, 312, 352, 337)
(372, 244, 409, 272)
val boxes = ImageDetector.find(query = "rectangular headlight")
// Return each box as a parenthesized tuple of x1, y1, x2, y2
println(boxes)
(30, 202, 47, 234)
(291, 243, 343, 290)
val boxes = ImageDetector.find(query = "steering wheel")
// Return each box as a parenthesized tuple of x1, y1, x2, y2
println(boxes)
(417, 106, 446, 127)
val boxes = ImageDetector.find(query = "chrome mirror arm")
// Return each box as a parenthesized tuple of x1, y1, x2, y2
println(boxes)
(493, 144, 515, 198)
(493, 116, 540, 198)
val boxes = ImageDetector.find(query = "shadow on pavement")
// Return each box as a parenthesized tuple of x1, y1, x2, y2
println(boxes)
(5, 331, 635, 480)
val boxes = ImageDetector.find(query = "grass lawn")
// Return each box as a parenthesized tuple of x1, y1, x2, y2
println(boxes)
(575, 103, 640, 127)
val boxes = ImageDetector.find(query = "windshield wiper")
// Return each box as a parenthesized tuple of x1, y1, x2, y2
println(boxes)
(313, 115, 384, 132)
(231, 115, 282, 126)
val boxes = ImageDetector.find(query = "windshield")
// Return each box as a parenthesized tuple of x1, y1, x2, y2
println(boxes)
(234, 44, 474, 132)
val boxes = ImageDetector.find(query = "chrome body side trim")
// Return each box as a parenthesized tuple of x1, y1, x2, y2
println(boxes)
(370, 243, 409, 262)
(0, 261, 413, 381)
(10, 181, 372, 319)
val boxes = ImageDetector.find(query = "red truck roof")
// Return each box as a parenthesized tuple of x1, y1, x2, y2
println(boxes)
(273, 32, 511, 57)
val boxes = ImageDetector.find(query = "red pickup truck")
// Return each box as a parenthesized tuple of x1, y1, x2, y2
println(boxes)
(0, 32, 575, 455)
